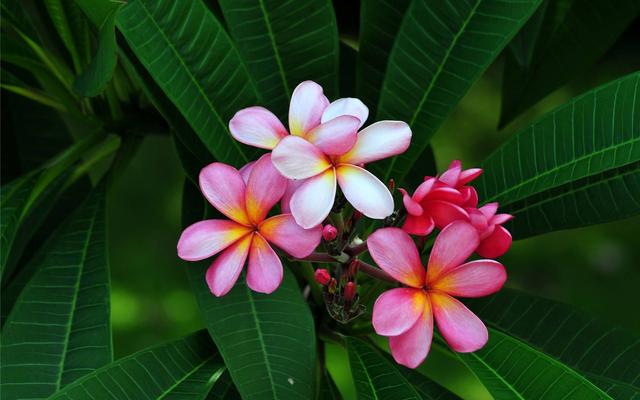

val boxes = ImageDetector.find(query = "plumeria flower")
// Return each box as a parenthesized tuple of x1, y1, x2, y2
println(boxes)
(368, 222, 506, 368)
(177, 154, 322, 296)
(438, 160, 483, 207)
(467, 202, 513, 258)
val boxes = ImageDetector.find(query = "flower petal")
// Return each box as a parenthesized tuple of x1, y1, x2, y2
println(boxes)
(289, 168, 336, 228)
(271, 136, 331, 179)
(426, 221, 479, 283)
(389, 300, 433, 369)
(428, 200, 469, 229)
(289, 80, 329, 136)
(431, 260, 506, 297)
(478, 202, 498, 219)
(245, 154, 287, 224)
(199, 163, 250, 226)
(280, 179, 304, 214)
(367, 227, 425, 288)
(477, 226, 512, 258)
(491, 213, 513, 226)
(426, 187, 464, 204)
(402, 214, 435, 236)
(412, 178, 436, 202)
(399, 188, 423, 216)
(229, 106, 288, 149)
(336, 164, 394, 219)
(337, 121, 412, 165)
(305, 115, 359, 155)
(459, 168, 482, 186)
(259, 214, 322, 258)
(439, 160, 461, 186)
(205, 234, 253, 297)
(321, 97, 369, 128)
(239, 161, 255, 184)
(246, 233, 283, 294)
(177, 220, 252, 261)
(431, 292, 488, 353)
(373, 288, 426, 336)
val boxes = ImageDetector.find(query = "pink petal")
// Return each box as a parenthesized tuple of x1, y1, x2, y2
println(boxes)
(259, 214, 322, 258)
(289, 80, 329, 136)
(245, 154, 287, 224)
(246, 233, 283, 294)
(389, 300, 433, 368)
(205, 234, 253, 297)
(271, 136, 331, 179)
(425, 187, 464, 204)
(336, 164, 394, 219)
(229, 106, 288, 150)
(373, 288, 426, 336)
(491, 213, 513, 225)
(199, 163, 250, 226)
(239, 161, 255, 184)
(439, 160, 461, 186)
(289, 168, 336, 229)
(305, 115, 359, 155)
(399, 189, 423, 216)
(280, 179, 304, 213)
(460, 186, 478, 208)
(412, 178, 436, 202)
(476, 226, 512, 258)
(428, 200, 469, 229)
(321, 97, 369, 128)
(426, 221, 479, 283)
(337, 121, 411, 165)
(459, 168, 482, 186)
(431, 260, 506, 298)
(367, 227, 425, 288)
(177, 220, 252, 261)
(431, 292, 488, 353)
(402, 214, 435, 236)
(478, 202, 498, 219)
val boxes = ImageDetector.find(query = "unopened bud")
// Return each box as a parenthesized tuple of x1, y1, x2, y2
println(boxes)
(322, 224, 338, 241)
(347, 259, 360, 277)
(314, 269, 331, 286)
(328, 278, 337, 294)
(388, 178, 395, 192)
(344, 281, 357, 302)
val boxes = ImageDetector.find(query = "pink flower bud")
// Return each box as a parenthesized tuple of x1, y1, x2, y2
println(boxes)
(344, 281, 356, 302)
(314, 269, 331, 286)
(322, 224, 338, 241)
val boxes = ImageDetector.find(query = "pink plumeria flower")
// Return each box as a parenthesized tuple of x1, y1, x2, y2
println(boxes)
(368, 222, 507, 368)
(467, 202, 513, 258)
(177, 154, 322, 296)
(438, 159, 483, 207)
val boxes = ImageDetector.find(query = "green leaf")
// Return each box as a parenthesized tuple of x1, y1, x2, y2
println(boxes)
(372, 0, 542, 184)
(468, 289, 640, 399)
(117, 0, 261, 166)
(317, 368, 341, 400)
(346, 337, 454, 399)
(476, 72, 640, 238)
(0, 184, 111, 399)
(456, 328, 612, 399)
(208, 370, 242, 399)
(182, 181, 317, 400)
(356, 0, 410, 115)
(218, 0, 339, 118)
(499, 0, 640, 126)
(44, 0, 82, 72)
(73, 4, 122, 96)
(72, 0, 124, 28)
(48, 330, 225, 399)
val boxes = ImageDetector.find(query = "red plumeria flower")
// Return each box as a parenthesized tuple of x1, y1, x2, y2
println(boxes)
(438, 159, 483, 207)
(368, 222, 506, 368)
(177, 154, 322, 296)
(467, 203, 513, 258)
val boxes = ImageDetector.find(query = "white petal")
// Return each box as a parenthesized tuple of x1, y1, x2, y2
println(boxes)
(290, 168, 336, 228)
(336, 164, 393, 219)
(288, 81, 329, 136)
(271, 135, 331, 179)
(321, 98, 369, 128)
(338, 121, 412, 165)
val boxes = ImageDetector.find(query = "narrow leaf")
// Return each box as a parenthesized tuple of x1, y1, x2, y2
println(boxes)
(44, 0, 82, 72)
(0, 184, 111, 399)
(476, 72, 640, 238)
(48, 331, 224, 399)
(373, 0, 542, 184)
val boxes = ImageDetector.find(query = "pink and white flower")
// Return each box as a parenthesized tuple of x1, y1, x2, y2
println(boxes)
(229, 80, 412, 228)
(368, 222, 506, 368)
(177, 154, 322, 296)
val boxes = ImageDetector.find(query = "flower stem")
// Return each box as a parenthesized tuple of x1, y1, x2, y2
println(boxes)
(357, 260, 395, 283)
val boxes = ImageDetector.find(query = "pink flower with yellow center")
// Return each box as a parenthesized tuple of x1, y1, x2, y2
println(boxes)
(177, 154, 322, 296)
(368, 222, 506, 368)
(229, 80, 412, 228)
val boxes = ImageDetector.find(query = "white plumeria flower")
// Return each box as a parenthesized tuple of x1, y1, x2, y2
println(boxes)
(229, 80, 412, 228)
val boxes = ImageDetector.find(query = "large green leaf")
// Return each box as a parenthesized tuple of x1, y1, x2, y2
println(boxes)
(468, 289, 640, 399)
(476, 72, 640, 238)
(0, 184, 111, 399)
(182, 181, 317, 400)
(356, 0, 410, 115)
(372, 0, 542, 184)
(346, 337, 456, 399)
(48, 330, 224, 399)
(117, 0, 261, 166)
(499, 0, 640, 126)
(218, 0, 339, 118)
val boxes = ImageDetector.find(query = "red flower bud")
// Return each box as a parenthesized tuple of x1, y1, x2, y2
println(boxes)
(314, 269, 331, 286)
(322, 224, 338, 241)
(344, 281, 356, 302)
(347, 259, 360, 277)
(388, 178, 395, 192)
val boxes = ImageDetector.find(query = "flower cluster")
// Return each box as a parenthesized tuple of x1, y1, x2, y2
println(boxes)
(177, 80, 512, 368)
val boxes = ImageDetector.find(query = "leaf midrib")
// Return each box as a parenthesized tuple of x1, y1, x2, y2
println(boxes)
(157, 356, 217, 399)
(246, 284, 278, 398)
(351, 341, 380, 400)
(257, 0, 291, 101)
